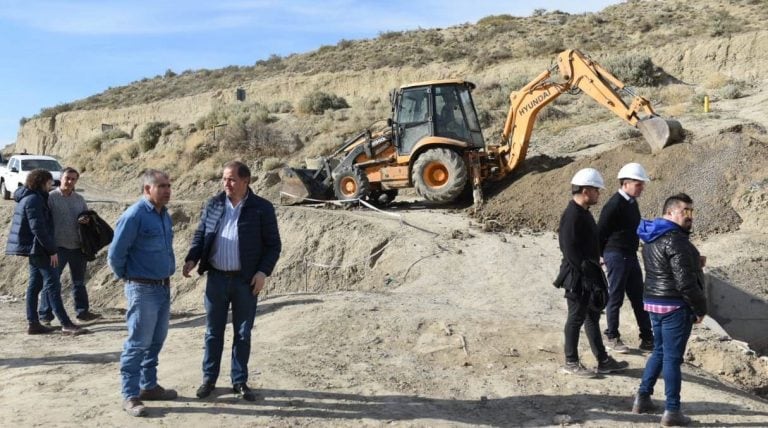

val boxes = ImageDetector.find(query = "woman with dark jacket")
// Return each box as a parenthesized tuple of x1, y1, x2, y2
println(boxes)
(5, 169, 87, 335)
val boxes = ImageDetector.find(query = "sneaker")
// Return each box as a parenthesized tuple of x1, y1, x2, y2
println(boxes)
(632, 392, 656, 414)
(639, 338, 655, 352)
(196, 382, 215, 399)
(232, 383, 256, 401)
(597, 356, 629, 374)
(76, 311, 103, 322)
(139, 385, 178, 401)
(661, 410, 691, 426)
(605, 337, 630, 354)
(123, 397, 147, 417)
(27, 321, 55, 335)
(61, 324, 90, 336)
(40, 318, 53, 327)
(560, 361, 597, 378)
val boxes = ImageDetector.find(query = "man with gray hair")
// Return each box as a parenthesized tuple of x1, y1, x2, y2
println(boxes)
(109, 169, 177, 417)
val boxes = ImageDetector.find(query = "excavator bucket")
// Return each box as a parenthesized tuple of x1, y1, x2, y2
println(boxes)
(637, 116, 684, 153)
(279, 167, 332, 205)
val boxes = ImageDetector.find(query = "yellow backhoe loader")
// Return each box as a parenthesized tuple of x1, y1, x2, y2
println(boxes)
(280, 49, 682, 205)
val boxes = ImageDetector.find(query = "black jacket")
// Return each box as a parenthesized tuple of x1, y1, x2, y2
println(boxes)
(597, 192, 641, 254)
(185, 189, 281, 280)
(78, 210, 114, 261)
(642, 228, 707, 317)
(6, 187, 57, 257)
(555, 200, 601, 295)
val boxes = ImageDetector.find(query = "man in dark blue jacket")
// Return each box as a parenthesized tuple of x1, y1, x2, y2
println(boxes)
(183, 160, 281, 401)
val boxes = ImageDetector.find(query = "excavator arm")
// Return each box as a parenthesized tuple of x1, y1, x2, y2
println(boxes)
(494, 49, 681, 175)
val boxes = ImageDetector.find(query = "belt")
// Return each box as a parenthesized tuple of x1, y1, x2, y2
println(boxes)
(127, 277, 170, 286)
(211, 268, 241, 277)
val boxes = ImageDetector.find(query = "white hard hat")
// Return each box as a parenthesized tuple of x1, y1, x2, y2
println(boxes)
(617, 162, 650, 182)
(571, 168, 605, 189)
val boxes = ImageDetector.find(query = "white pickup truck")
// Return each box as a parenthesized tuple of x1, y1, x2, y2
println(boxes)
(0, 154, 63, 200)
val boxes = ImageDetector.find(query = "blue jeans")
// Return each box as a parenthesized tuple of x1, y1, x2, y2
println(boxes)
(120, 281, 171, 399)
(39, 247, 88, 320)
(603, 251, 652, 341)
(638, 306, 694, 411)
(202, 270, 258, 385)
(26, 254, 73, 326)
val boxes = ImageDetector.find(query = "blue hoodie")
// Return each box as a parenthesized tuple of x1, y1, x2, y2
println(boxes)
(636, 218, 680, 243)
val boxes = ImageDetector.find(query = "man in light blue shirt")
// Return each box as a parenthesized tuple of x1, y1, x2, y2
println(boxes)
(108, 169, 177, 417)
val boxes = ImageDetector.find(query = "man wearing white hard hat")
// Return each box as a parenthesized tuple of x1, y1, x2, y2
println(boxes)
(554, 168, 628, 377)
(597, 163, 653, 354)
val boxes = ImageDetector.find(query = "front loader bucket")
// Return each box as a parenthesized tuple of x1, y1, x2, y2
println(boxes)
(279, 167, 332, 205)
(637, 116, 684, 153)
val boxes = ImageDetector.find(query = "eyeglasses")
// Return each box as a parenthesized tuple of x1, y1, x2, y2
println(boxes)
(673, 207, 694, 217)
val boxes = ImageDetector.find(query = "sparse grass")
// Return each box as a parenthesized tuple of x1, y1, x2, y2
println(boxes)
(654, 84, 695, 106)
(261, 157, 282, 171)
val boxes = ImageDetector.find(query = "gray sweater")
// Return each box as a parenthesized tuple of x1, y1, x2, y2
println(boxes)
(48, 188, 88, 249)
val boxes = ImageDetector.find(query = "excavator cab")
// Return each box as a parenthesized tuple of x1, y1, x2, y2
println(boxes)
(392, 81, 485, 154)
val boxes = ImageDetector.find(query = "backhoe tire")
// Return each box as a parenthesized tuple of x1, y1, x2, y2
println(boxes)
(0, 181, 10, 200)
(369, 189, 398, 206)
(333, 167, 369, 201)
(412, 148, 467, 203)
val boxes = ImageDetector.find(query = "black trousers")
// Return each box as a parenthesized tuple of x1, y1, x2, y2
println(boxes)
(564, 295, 608, 363)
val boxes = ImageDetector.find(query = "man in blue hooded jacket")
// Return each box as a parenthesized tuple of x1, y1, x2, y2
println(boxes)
(632, 193, 707, 427)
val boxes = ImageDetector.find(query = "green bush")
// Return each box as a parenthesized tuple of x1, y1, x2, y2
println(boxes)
(601, 54, 664, 86)
(139, 121, 169, 152)
(719, 84, 742, 99)
(86, 128, 130, 152)
(297, 91, 349, 115)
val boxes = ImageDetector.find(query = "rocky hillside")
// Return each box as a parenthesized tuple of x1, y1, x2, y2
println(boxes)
(8, 0, 768, 200)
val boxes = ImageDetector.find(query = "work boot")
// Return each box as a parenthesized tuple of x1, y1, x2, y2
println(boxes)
(596, 356, 629, 374)
(661, 410, 691, 426)
(27, 321, 55, 335)
(122, 397, 147, 417)
(233, 383, 256, 401)
(605, 337, 630, 353)
(560, 361, 597, 378)
(139, 385, 178, 401)
(61, 324, 90, 336)
(632, 392, 656, 414)
(196, 382, 216, 399)
(76, 311, 103, 322)
(639, 338, 654, 352)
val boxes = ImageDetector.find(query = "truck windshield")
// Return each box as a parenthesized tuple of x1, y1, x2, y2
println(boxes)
(21, 159, 62, 172)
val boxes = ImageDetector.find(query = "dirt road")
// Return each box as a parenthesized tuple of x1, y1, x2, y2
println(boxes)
(1, 206, 767, 427)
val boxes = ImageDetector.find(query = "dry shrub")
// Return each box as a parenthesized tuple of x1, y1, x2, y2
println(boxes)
(663, 103, 687, 117)
(703, 73, 731, 90)
(655, 84, 694, 106)
(261, 157, 282, 171)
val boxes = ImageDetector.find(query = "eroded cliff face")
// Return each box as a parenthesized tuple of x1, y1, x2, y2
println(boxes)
(14, 31, 768, 157)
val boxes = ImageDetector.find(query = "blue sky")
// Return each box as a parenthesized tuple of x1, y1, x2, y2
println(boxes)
(0, 0, 620, 148)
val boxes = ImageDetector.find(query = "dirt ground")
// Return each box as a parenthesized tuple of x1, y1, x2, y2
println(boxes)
(1, 200, 768, 426)
(3, 71, 768, 428)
